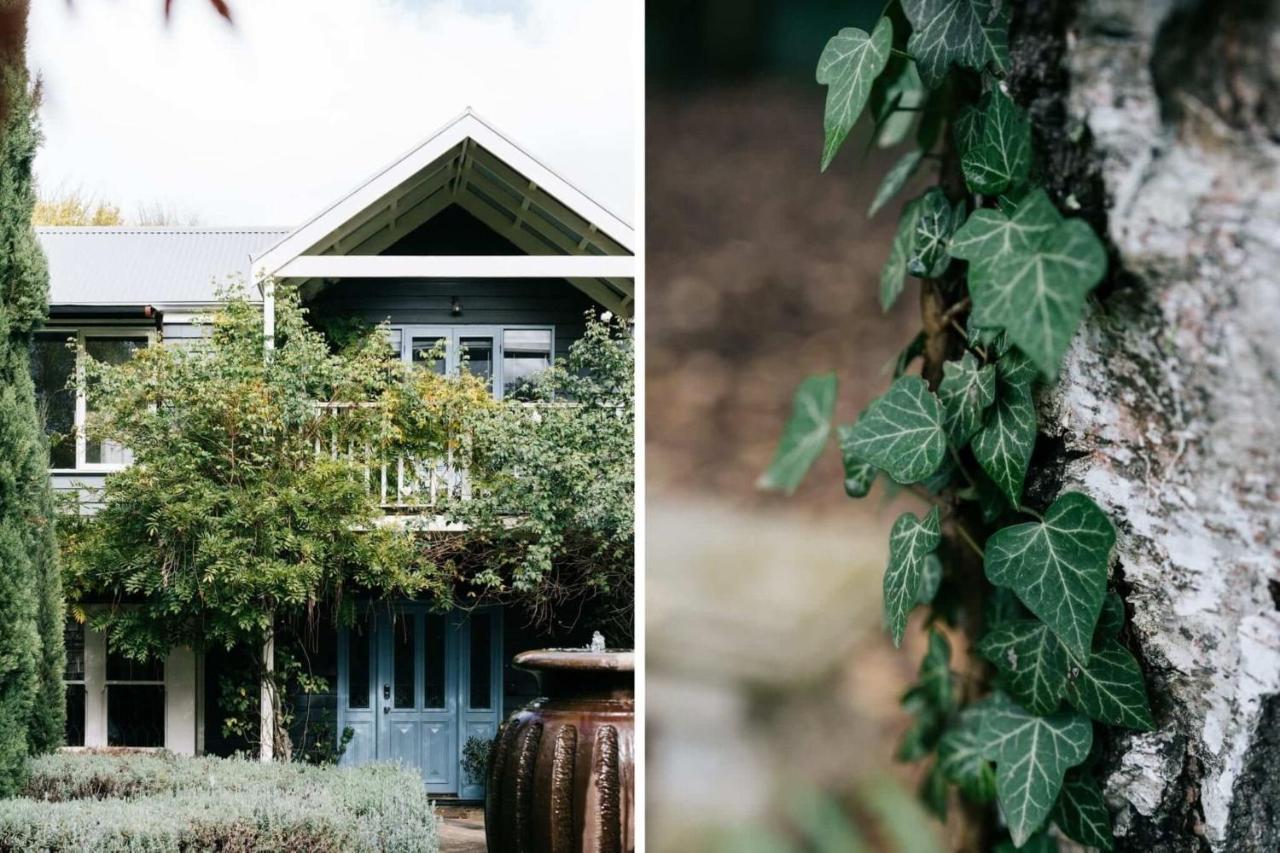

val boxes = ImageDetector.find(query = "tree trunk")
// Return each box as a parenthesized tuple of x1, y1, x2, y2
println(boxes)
(1030, 1, 1280, 848)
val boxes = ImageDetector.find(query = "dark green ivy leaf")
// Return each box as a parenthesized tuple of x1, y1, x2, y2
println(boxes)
(978, 620, 1067, 715)
(817, 17, 894, 171)
(869, 149, 925, 218)
(881, 199, 923, 311)
(1051, 771, 1113, 850)
(844, 376, 947, 484)
(1065, 641, 1155, 730)
(976, 698, 1092, 847)
(901, 0, 1010, 89)
(960, 89, 1032, 195)
(884, 506, 942, 646)
(952, 103, 983, 158)
(984, 492, 1115, 660)
(921, 762, 950, 821)
(938, 352, 997, 446)
(837, 425, 877, 498)
(917, 553, 943, 605)
(1095, 591, 1125, 642)
(971, 382, 1036, 505)
(951, 189, 1061, 301)
(758, 373, 837, 494)
(919, 628, 954, 711)
(995, 833, 1059, 853)
(937, 709, 997, 803)
(907, 188, 959, 278)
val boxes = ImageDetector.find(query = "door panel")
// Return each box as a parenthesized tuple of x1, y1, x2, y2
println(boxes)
(338, 604, 502, 797)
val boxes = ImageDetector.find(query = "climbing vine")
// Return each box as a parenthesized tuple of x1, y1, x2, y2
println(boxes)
(761, 3, 1153, 849)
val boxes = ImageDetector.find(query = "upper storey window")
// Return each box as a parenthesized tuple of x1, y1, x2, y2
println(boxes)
(387, 325, 552, 400)
(30, 329, 151, 471)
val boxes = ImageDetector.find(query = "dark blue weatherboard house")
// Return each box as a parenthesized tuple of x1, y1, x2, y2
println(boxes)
(35, 111, 634, 798)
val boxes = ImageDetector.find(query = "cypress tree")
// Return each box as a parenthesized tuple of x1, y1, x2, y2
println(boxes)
(0, 3, 64, 793)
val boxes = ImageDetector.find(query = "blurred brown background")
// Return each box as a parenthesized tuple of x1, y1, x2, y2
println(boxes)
(646, 1, 945, 849)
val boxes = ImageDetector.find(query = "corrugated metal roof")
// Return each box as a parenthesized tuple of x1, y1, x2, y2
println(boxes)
(37, 227, 290, 306)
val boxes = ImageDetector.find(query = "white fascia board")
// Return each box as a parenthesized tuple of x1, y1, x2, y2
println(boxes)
(273, 254, 636, 280)
(250, 111, 634, 280)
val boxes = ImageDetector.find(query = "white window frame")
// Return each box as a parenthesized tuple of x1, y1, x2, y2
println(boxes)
(39, 325, 156, 473)
(104, 642, 166, 750)
(391, 324, 555, 401)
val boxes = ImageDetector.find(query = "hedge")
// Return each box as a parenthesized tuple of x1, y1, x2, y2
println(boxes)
(0, 752, 440, 852)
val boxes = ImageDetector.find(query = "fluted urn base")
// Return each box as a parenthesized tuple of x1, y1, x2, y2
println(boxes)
(485, 649, 635, 853)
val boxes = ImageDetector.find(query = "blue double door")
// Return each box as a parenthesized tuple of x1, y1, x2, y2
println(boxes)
(338, 605, 503, 797)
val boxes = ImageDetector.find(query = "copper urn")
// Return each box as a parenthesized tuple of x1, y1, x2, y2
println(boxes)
(485, 648, 635, 853)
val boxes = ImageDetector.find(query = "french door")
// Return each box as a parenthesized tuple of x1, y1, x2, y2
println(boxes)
(338, 605, 503, 797)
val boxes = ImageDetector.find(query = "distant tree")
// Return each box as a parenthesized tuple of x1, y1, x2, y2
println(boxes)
(33, 190, 122, 226)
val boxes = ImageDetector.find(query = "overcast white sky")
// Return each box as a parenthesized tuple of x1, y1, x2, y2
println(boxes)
(29, 0, 636, 226)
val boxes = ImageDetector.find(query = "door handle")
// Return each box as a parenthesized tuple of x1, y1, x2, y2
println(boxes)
(383, 705, 390, 715)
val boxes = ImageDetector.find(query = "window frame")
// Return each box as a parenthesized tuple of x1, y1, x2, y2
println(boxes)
(104, 643, 166, 749)
(391, 324, 554, 401)
(38, 325, 156, 474)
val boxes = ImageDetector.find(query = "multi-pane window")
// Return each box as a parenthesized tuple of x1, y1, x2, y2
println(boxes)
(105, 645, 164, 748)
(63, 620, 86, 747)
(29, 329, 150, 470)
(389, 325, 552, 400)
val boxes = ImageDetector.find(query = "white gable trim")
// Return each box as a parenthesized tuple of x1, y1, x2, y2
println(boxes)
(274, 254, 635, 280)
(250, 110, 634, 281)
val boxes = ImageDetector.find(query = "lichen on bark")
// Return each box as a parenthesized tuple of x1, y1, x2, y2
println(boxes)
(1025, 0, 1280, 848)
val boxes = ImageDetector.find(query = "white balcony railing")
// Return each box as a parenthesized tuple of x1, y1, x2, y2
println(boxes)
(313, 402, 470, 510)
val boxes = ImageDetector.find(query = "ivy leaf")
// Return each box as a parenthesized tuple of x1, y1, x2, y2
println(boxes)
(960, 90, 1032, 195)
(917, 553, 943, 604)
(975, 218, 1108, 378)
(937, 711, 997, 803)
(971, 383, 1036, 505)
(1051, 771, 1113, 850)
(985, 492, 1115, 660)
(920, 762, 950, 821)
(1095, 592, 1125, 642)
(884, 506, 942, 646)
(844, 376, 947, 484)
(952, 103, 983, 158)
(978, 620, 1067, 715)
(817, 17, 894, 171)
(1065, 642, 1155, 730)
(976, 699, 1093, 847)
(950, 189, 1061, 303)
(995, 833, 1059, 853)
(996, 347, 1040, 393)
(758, 374, 837, 494)
(837, 426, 877, 498)
(907, 188, 958, 278)
(881, 199, 923, 311)
(984, 586, 1029, 628)
(938, 352, 997, 445)
(901, 0, 1010, 89)
(919, 628, 954, 711)
(872, 60, 925, 148)
(869, 149, 924, 218)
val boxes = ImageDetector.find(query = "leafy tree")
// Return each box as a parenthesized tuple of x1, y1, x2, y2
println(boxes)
(445, 315, 635, 639)
(0, 68, 64, 791)
(32, 190, 123, 226)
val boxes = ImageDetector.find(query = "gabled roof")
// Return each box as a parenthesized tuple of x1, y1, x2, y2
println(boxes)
(38, 227, 289, 306)
(250, 109, 634, 286)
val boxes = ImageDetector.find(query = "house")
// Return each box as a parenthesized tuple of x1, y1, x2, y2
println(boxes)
(32, 110, 634, 798)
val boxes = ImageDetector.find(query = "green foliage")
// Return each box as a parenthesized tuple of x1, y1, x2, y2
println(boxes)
(901, 0, 1009, 89)
(450, 315, 634, 636)
(758, 373, 837, 494)
(0, 73, 64, 795)
(868, 149, 924, 219)
(757, 4, 1149, 845)
(843, 376, 946, 484)
(883, 507, 941, 646)
(461, 735, 491, 786)
(5, 752, 439, 851)
(816, 17, 893, 170)
(984, 492, 1115, 660)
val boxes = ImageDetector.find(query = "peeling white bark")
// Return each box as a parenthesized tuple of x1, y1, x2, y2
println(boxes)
(1046, 1, 1280, 848)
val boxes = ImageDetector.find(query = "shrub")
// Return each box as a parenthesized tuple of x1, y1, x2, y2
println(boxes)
(0, 752, 439, 852)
